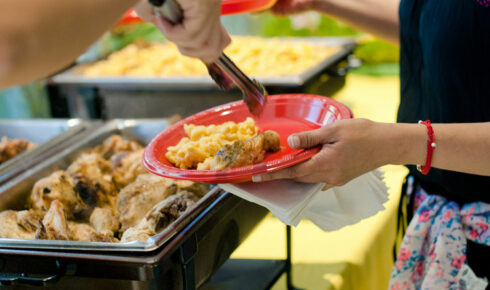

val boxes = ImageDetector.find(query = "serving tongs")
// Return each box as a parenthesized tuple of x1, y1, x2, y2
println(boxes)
(149, 0, 267, 116)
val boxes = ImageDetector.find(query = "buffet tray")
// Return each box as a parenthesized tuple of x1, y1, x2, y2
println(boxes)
(0, 119, 94, 185)
(0, 192, 269, 288)
(0, 119, 223, 252)
(50, 37, 357, 89)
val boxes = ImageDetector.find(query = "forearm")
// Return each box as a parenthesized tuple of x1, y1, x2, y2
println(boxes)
(0, 0, 138, 88)
(381, 122, 490, 176)
(312, 0, 400, 44)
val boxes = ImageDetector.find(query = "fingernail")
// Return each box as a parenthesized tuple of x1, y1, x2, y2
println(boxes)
(288, 135, 300, 148)
(252, 175, 263, 182)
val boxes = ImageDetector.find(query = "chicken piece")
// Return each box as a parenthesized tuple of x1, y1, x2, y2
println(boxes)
(117, 174, 178, 231)
(16, 210, 44, 232)
(0, 210, 36, 239)
(92, 135, 142, 160)
(29, 170, 87, 219)
(210, 130, 281, 170)
(67, 221, 118, 242)
(90, 232, 119, 243)
(67, 153, 115, 212)
(89, 207, 119, 234)
(111, 149, 147, 189)
(35, 200, 69, 240)
(121, 192, 199, 242)
(67, 221, 97, 241)
(173, 180, 211, 198)
(0, 137, 35, 164)
(145, 191, 199, 231)
(119, 223, 153, 243)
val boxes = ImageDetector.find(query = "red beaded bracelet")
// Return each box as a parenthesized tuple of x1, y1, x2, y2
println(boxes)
(417, 120, 436, 175)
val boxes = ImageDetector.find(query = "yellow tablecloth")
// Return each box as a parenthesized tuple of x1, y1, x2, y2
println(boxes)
(231, 74, 408, 289)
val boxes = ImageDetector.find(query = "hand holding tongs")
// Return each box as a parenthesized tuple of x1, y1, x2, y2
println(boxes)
(148, 0, 267, 117)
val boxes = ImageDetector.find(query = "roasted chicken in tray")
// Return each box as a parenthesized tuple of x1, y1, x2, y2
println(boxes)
(117, 173, 210, 232)
(0, 136, 35, 165)
(67, 153, 116, 210)
(17, 210, 44, 233)
(36, 200, 70, 240)
(91, 135, 142, 160)
(67, 221, 99, 242)
(121, 191, 199, 242)
(90, 207, 119, 235)
(117, 173, 180, 232)
(30, 170, 87, 219)
(0, 210, 37, 239)
(0, 134, 208, 243)
(111, 149, 147, 189)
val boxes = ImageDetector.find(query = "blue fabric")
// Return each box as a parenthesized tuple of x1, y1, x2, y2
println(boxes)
(398, 0, 490, 204)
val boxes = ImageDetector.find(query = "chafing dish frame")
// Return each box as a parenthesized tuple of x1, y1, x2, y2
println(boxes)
(0, 191, 271, 289)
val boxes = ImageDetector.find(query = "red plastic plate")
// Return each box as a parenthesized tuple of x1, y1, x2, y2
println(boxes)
(144, 94, 353, 184)
(117, 9, 143, 26)
(221, 0, 278, 15)
(119, 0, 277, 25)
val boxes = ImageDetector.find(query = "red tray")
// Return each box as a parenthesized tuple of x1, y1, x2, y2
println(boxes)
(143, 94, 353, 184)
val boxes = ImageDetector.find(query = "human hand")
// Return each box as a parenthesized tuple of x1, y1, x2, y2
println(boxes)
(134, 0, 231, 63)
(252, 119, 391, 190)
(270, 0, 316, 16)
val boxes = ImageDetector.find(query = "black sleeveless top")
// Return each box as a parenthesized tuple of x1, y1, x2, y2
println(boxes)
(398, 0, 490, 204)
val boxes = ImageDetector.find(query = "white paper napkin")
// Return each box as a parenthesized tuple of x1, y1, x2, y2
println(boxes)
(219, 169, 389, 231)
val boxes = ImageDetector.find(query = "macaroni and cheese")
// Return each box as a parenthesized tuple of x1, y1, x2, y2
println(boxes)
(80, 37, 339, 77)
(166, 118, 259, 170)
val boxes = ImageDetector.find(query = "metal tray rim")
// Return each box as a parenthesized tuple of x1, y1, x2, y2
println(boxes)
(0, 119, 93, 185)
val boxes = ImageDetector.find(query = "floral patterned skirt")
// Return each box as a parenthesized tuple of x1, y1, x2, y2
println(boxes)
(390, 184, 490, 289)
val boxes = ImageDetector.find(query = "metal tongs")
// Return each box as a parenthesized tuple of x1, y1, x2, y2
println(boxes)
(149, 0, 267, 116)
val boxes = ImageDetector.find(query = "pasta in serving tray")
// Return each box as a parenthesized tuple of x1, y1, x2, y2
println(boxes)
(79, 37, 339, 77)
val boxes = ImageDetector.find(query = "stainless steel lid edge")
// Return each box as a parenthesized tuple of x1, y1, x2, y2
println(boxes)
(0, 119, 96, 185)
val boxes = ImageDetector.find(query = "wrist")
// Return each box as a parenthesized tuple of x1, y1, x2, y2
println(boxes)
(375, 123, 427, 166)
(310, 0, 343, 15)
(291, 0, 318, 11)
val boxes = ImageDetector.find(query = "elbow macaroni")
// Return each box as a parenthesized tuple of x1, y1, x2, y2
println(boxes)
(80, 37, 339, 77)
(166, 118, 258, 170)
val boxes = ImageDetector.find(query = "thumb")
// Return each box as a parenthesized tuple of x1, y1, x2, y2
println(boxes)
(288, 126, 333, 149)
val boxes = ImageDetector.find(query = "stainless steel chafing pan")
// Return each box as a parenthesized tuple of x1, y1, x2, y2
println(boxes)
(0, 119, 93, 185)
(0, 119, 222, 252)
(49, 37, 357, 119)
(0, 192, 269, 289)
(51, 37, 357, 89)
